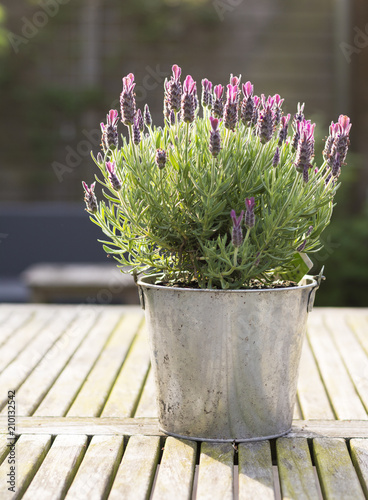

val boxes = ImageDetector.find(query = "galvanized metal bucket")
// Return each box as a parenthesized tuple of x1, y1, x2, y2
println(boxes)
(138, 275, 319, 442)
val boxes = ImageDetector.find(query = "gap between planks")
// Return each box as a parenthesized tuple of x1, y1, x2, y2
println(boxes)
(1, 418, 368, 439)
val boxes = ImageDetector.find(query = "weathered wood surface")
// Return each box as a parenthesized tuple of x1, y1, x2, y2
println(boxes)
(0, 305, 367, 499)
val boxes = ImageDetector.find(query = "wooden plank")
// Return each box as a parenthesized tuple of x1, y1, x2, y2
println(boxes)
(238, 440, 274, 499)
(0, 310, 77, 412)
(324, 314, 368, 415)
(2, 417, 368, 439)
(66, 313, 142, 417)
(153, 437, 196, 500)
(347, 314, 368, 356)
(350, 439, 368, 498)
(0, 434, 9, 465)
(101, 326, 151, 417)
(64, 435, 124, 500)
(0, 310, 32, 347)
(0, 434, 52, 500)
(21, 435, 88, 500)
(134, 367, 158, 418)
(1, 311, 100, 417)
(34, 310, 122, 417)
(313, 438, 365, 500)
(196, 442, 234, 500)
(109, 435, 160, 500)
(277, 437, 319, 499)
(297, 338, 335, 419)
(307, 313, 367, 419)
(0, 308, 54, 373)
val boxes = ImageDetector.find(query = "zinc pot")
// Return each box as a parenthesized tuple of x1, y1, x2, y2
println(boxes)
(137, 275, 319, 442)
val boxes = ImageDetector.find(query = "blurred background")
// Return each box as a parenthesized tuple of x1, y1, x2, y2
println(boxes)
(0, 0, 367, 305)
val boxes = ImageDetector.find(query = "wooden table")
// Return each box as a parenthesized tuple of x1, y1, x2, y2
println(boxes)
(0, 305, 367, 499)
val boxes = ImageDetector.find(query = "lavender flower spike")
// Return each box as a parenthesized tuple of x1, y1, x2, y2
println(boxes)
(329, 114, 352, 176)
(245, 197, 255, 228)
(241, 81, 254, 125)
(224, 84, 238, 131)
(165, 64, 182, 115)
(201, 78, 213, 109)
(294, 120, 316, 182)
(278, 113, 291, 146)
(256, 95, 275, 143)
(181, 75, 196, 123)
(82, 181, 98, 213)
(101, 109, 119, 151)
(144, 104, 152, 127)
(212, 84, 224, 119)
(231, 209, 244, 247)
(273, 94, 284, 128)
(106, 161, 122, 191)
(272, 146, 280, 167)
(133, 113, 141, 145)
(209, 116, 221, 158)
(155, 149, 167, 170)
(120, 73, 136, 126)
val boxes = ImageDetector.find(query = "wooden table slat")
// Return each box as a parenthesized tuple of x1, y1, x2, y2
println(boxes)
(350, 439, 368, 498)
(109, 435, 160, 500)
(0, 310, 77, 412)
(0, 309, 55, 373)
(0, 310, 32, 347)
(134, 367, 159, 418)
(307, 313, 367, 420)
(101, 326, 151, 418)
(324, 315, 368, 415)
(0, 434, 52, 499)
(238, 440, 275, 499)
(2, 311, 99, 417)
(277, 437, 320, 500)
(347, 314, 368, 357)
(34, 311, 122, 417)
(67, 312, 142, 417)
(21, 434, 88, 500)
(313, 438, 365, 500)
(153, 437, 196, 500)
(64, 435, 124, 500)
(196, 443, 234, 500)
(297, 337, 335, 420)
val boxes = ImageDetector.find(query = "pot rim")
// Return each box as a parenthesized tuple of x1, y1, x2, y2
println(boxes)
(137, 273, 318, 293)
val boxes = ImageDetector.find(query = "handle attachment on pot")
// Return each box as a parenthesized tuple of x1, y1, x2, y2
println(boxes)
(307, 266, 325, 313)
(138, 285, 145, 310)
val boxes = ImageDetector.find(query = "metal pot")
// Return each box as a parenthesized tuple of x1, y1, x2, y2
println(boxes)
(137, 275, 319, 442)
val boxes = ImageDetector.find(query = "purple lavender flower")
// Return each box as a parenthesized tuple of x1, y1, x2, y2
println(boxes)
(136, 108, 144, 132)
(100, 109, 119, 151)
(272, 147, 280, 167)
(251, 96, 260, 126)
(224, 84, 238, 131)
(201, 78, 213, 109)
(329, 115, 352, 176)
(231, 209, 244, 247)
(144, 103, 152, 127)
(240, 81, 254, 125)
(293, 102, 305, 126)
(120, 73, 136, 126)
(106, 161, 122, 191)
(165, 64, 182, 114)
(245, 197, 255, 228)
(212, 84, 224, 119)
(82, 181, 98, 213)
(133, 113, 141, 145)
(209, 116, 221, 158)
(229, 74, 241, 87)
(155, 148, 167, 169)
(278, 113, 291, 146)
(323, 122, 337, 161)
(273, 94, 284, 128)
(294, 120, 315, 182)
(181, 75, 196, 123)
(256, 95, 275, 143)
(297, 226, 313, 252)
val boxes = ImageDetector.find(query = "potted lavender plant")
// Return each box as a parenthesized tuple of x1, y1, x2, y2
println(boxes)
(83, 64, 351, 441)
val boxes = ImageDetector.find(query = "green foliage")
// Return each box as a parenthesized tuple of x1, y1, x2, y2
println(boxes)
(87, 75, 340, 289)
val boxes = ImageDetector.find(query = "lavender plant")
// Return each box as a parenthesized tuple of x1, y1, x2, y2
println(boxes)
(83, 64, 351, 289)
